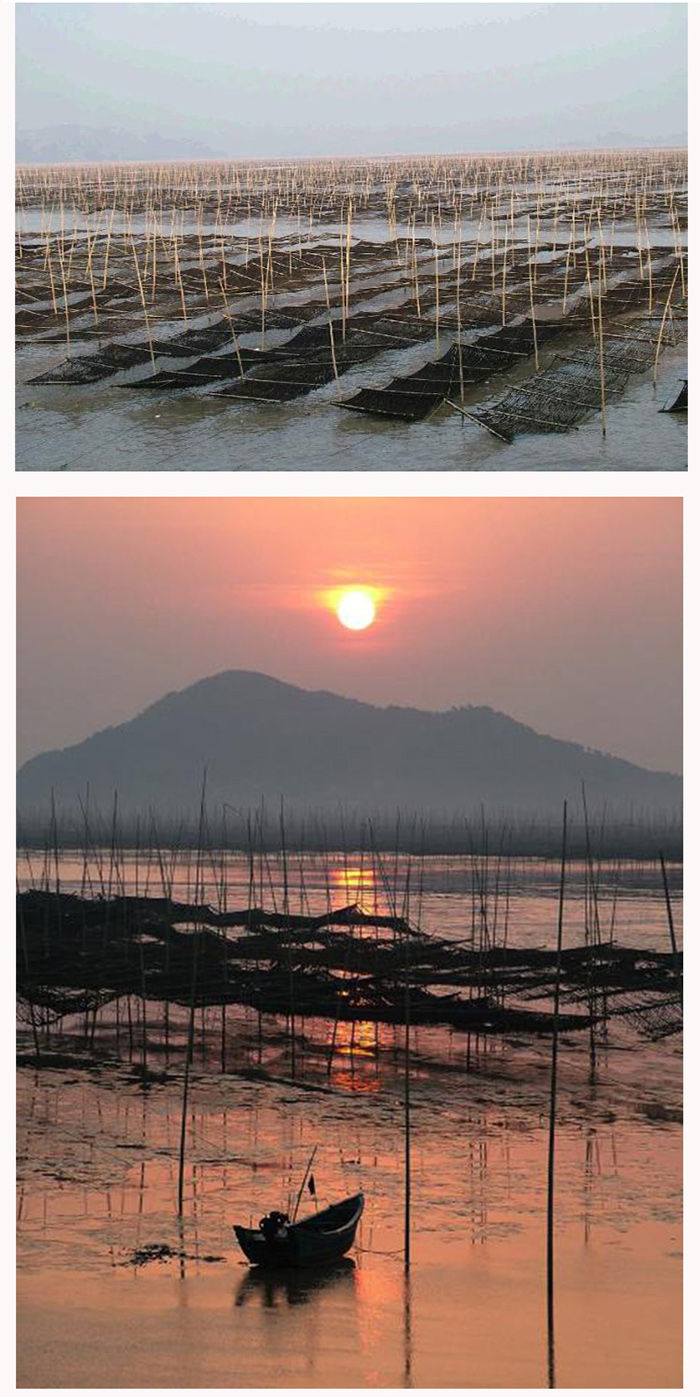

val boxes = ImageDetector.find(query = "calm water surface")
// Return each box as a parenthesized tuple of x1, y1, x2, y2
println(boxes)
(17, 854, 682, 1387)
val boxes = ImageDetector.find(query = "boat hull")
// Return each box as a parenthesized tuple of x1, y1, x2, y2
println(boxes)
(234, 1192, 363, 1268)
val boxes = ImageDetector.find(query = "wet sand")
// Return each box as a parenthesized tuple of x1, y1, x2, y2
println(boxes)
(17, 852, 682, 1385)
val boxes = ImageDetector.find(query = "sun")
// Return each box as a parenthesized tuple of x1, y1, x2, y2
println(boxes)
(336, 588, 376, 631)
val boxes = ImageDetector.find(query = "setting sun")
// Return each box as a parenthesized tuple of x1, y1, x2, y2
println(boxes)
(336, 588, 376, 631)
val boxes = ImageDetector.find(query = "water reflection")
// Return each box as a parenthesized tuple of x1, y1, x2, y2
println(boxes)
(328, 1019, 381, 1094)
(16, 1050, 683, 1388)
(330, 866, 376, 905)
(547, 1291, 556, 1389)
(15, 848, 683, 954)
(234, 1257, 357, 1309)
(16, 853, 683, 1391)
(403, 1271, 413, 1388)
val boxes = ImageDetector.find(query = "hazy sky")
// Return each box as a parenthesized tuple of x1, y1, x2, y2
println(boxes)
(16, 2, 687, 160)
(17, 498, 681, 773)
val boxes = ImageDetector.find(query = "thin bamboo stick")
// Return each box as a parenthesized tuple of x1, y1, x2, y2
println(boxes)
(597, 247, 606, 438)
(659, 852, 682, 1005)
(546, 801, 567, 1391)
(526, 215, 539, 370)
(653, 264, 681, 387)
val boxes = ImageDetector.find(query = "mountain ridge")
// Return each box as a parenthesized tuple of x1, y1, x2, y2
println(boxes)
(17, 670, 681, 817)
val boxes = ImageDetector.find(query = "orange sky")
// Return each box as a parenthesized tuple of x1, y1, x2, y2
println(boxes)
(17, 497, 682, 772)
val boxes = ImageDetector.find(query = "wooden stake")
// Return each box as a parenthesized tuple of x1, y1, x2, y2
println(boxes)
(526, 215, 539, 369)
(659, 852, 682, 1005)
(177, 934, 198, 1216)
(321, 259, 340, 388)
(131, 239, 155, 370)
(404, 926, 412, 1273)
(218, 281, 245, 380)
(597, 247, 606, 438)
(653, 264, 680, 388)
(433, 216, 440, 352)
(546, 800, 567, 1390)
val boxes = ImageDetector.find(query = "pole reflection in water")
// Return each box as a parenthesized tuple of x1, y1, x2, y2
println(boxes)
(16, 839, 682, 1390)
(403, 1269, 413, 1388)
(546, 801, 568, 1389)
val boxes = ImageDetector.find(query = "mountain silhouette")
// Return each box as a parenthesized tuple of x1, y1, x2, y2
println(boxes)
(16, 125, 224, 165)
(17, 670, 680, 820)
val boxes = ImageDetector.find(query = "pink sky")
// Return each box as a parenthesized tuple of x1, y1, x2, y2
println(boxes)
(17, 497, 682, 772)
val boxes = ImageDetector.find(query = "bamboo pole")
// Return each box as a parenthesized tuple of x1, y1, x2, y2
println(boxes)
(57, 248, 71, 354)
(471, 202, 485, 281)
(173, 239, 188, 323)
(139, 941, 148, 1077)
(412, 218, 421, 317)
(546, 800, 567, 1391)
(178, 772, 206, 1215)
(345, 198, 352, 329)
(433, 216, 440, 352)
(339, 226, 346, 343)
(177, 933, 199, 1217)
(501, 216, 508, 326)
(653, 264, 680, 388)
(645, 221, 653, 313)
(46, 247, 58, 318)
(597, 247, 606, 438)
(321, 259, 340, 388)
(219, 281, 245, 380)
(404, 924, 412, 1273)
(456, 229, 464, 400)
(131, 239, 156, 370)
(659, 852, 682, 1005)
(526, 215, 539, 370)
(446, 400, 510, 443)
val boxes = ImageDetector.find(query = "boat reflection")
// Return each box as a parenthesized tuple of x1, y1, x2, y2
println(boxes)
(234, 1256, 357, 1309)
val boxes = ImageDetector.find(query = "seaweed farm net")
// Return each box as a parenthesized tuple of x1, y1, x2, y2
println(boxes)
(468, 313, 687, 441)
(17, 890, 681, 1047)
(334, 256, 681, 424)
(26, 309, 316, 386)
(209, 312, 441, 403)
(338, 319, 570, 423)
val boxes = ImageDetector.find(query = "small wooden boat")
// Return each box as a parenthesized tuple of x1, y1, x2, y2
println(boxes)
(233, 1192, 364, 1267)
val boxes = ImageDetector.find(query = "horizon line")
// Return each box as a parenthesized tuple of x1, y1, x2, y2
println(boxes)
(14, 142, 689, 170)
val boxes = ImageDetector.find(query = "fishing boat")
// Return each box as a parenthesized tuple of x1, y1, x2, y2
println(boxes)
(233, 1192, 364, 1267)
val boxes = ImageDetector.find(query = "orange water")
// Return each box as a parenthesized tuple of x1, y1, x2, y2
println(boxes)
(17, 1007, 681, 1388)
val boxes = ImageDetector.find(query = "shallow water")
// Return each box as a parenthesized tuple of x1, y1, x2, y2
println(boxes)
(17, 852, 682, 1386)
(16, 171, 687, 472)
(16, 1023, 682, 1388)
(16, 849, 683, 952)
(15, 342, 687, 472)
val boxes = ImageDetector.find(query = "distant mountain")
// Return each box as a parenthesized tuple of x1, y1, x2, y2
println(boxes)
(16, 126, 224, 165)
(16, 671, 681, 824)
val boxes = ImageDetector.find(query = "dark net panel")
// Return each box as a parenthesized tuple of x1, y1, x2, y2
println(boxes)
(337, 319, 567, 423)
(469, 316, 685, 441)
(125, 346, 288, 390)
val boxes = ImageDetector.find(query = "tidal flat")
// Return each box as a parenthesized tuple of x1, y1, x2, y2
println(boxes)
(17, 852, 682, 1387)
(16, 1026, 682, 1388)
(16, 151, 687, 471)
